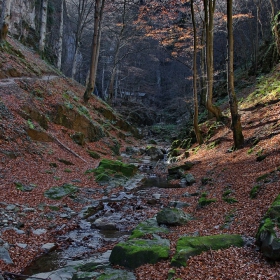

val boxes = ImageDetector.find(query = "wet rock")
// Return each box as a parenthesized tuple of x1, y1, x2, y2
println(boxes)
(92, 218, 118, 230)
(156, 208, 191, 226)
(168, 201, 190, 208)
(109, 237, 170, 269)
(0, 247, 13, 264)
(171, 234, 244, 267)
(95, 268, 136, 280)
(145, 146, 164, 161)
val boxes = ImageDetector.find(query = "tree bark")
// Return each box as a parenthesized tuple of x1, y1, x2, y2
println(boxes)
(57, 0, 64, 70)
(108, 0, 127, 104)
(227, 0, 244, 149)
(39, 0, 48, 53)
(83, 0, 105, 103)
(191, 0, 203, 145)
(203, 0, 223, 121)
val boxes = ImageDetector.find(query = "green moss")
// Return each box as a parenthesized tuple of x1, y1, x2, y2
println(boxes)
(250, 185, 261, 198)
(44, 184, 78, 200)
(256, 173, 269, 182)
(171, 234, 244, 267)
(87, 150, 100, 159)
(198, 193, 216, 207)
(256, 218, 275, 241)
(109, 238, 170, 269)
(223, 197, 238, 204)
(130, 218, 169, 239)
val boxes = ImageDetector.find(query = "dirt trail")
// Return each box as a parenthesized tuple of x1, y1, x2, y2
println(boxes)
(0, 75, 59, 87)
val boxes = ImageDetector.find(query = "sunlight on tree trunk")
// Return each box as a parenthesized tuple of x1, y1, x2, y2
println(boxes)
(39, 0, 48, 54)
(203, 0, 223, 121)
(57, 0, 64, 70)
(227, 0, 244, 149)
(191, 0, 203, 145)
(84, 0, 105, 103)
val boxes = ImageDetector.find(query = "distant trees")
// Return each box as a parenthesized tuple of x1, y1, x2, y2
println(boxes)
(0, 0, 11, 44)
(66, 0, 95, 79)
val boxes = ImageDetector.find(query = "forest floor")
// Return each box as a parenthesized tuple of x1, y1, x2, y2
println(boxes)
(0, 37, 280, 279)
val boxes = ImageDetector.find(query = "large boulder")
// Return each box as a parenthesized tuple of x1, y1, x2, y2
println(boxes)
(156, 208, 191, 226)
(171, 234, 244, 267)
(256, 193, 280, 260)
(87, 159, 138, 183)
(145, 146, 164, 161)
(109, 238, 170, 269)
(130, 217, 169, 239)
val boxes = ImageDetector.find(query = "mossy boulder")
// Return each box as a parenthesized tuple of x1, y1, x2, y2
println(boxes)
(130, 217, 169, 239)
(168, 162, 194, 176)
(109, 238, 170, 269)
(44, 184, 78, 200)
(86, 159, 138, 183)
(171, 234, 244, 267)
(256, 193, 280, 260)
(145, 146, 164, 160)
(156, 208, 191, 226)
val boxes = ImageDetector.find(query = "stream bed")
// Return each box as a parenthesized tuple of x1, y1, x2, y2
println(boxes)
(23, 156, 181, 279)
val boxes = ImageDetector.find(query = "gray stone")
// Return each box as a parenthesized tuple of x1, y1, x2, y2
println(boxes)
(17, 243, 28, 249)
(6, 204, 16, 211)
(156, 208, 191, 226)
(185, 173, 196, 185)
(93, 218, 117, 230)
(0, 247, 13, 264)
(168, 201, 190, 208)
(41, 243, 56, 251)
(32, 229, 47, 235)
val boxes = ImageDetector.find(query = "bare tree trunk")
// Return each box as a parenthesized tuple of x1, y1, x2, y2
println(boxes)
(83, 0, 105, 103)
(191, 0, 203, 145)
(0, 0, 11, 44)
(227, 0, 244, 149)
(108, 0, 127, 103)
(199, 21, 207, 107)
(203, 0, 223, 121)
(39, 0, 48, 53)
(71, 46, 80, 78)
(269, 0, 275, 19)
(57, 0, 64, 70)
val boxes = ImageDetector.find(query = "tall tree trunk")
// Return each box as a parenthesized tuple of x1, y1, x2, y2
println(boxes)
(227, 0, 244, 149)
(57, 0, 64, 70)
(71, 46, 80, 78)
(39, 0, 48, 53)
(199, 21, 207, 107)
(108, 0, 127, 103)
(269, 0, 275, 19)
(83, 0, 105, 103)
(203, 0, 223, 121)
(191, 0, 203, 145)
(0, 0, 11, 43)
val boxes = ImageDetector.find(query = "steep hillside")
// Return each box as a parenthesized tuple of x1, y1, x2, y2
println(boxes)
(0, 38, 141, 273)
